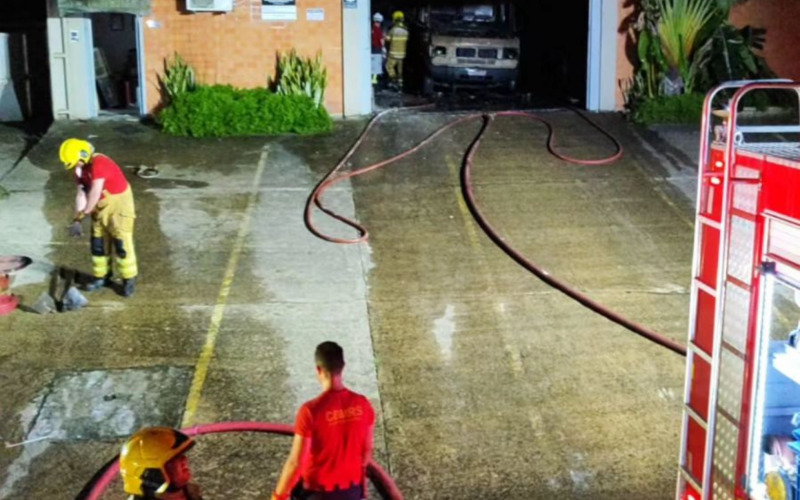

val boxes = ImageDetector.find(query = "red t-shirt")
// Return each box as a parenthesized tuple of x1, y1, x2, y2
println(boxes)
(295, 388, 375, 492)
(371, 25, 384, 52)
(75, 154, 129, 198)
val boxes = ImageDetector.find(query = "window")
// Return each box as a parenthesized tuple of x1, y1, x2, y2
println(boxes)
(748, 271, 800, 500)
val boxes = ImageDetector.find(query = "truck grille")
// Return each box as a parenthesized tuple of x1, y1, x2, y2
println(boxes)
(455, 48, 500, 60)
(457, 59, 497, 65)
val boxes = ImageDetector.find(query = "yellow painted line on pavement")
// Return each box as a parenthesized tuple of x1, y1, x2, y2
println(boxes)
(446, 158, 484, 250)
(181, 147, 269, 428)
(445, 154, 524, 377)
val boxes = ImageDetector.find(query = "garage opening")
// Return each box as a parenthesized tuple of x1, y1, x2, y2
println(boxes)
(371, 0, 590, 108)
(90, 13, 139, 115)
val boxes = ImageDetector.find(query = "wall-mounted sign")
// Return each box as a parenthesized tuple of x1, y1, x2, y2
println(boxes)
(306, 8, 324, 21)
(343, 0, 357, 9)
(262, 0, 297, 21)
(69, 30, 80, 42)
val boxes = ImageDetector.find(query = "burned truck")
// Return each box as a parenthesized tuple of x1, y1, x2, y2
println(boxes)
(410, 3, 520, 94)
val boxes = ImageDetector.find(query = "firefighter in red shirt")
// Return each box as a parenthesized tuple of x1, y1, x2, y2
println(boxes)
(271, 342, 376, 500)
(60, 139, 138, 297)
(371, 13, 385, 86)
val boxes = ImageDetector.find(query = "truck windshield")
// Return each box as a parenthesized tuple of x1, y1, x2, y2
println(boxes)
(431, 4, 500, 25)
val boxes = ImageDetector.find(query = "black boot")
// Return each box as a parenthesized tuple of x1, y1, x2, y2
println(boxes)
(121, 278, 136, 298)
(85, 274, 112, 292)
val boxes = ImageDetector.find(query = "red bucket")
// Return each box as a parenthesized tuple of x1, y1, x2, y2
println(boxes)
(0, 295, 19, 316)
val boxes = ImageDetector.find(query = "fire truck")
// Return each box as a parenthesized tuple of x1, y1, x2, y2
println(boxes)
(677, 80, 800, 500)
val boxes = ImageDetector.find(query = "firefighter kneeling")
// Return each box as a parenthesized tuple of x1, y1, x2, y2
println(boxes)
(120, 427, 203, 500)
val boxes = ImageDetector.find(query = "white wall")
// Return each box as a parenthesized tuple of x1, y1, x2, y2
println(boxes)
(586, 0, 618, 112)
(342, 0, 372, 117)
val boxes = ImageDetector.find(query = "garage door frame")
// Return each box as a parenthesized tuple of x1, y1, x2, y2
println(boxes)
(586, 0, 618, 111)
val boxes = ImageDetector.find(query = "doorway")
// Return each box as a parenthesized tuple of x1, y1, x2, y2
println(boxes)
(47, 13, 144, 120)
(90, 13, 139, 115)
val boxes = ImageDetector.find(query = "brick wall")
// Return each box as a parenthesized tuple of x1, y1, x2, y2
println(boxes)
(730, 0, 800, 82)
(142, 0, 344, 115)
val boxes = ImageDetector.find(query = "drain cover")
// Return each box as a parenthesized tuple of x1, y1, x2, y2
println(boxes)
(26, 367, 192, 442)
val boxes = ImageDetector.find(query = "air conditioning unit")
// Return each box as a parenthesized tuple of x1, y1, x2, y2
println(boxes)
(186, 0, 234, 12)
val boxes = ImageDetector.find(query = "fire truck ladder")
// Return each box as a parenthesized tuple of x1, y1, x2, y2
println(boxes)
(677, 80, 800, 500)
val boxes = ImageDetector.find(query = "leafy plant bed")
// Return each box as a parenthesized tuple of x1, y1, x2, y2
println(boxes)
(632, 93, 705, 125)
(159, 85, 332, 138)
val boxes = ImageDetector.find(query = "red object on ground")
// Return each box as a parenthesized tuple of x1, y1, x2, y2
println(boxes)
(83, 422, 404, 500)
(0, 295, 19, 316)
(296, 389, 375, 492)
(304, 107, 687, 356)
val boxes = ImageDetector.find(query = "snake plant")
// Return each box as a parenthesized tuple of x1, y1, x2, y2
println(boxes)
(161, 53, 196, 103)
(275, 50, 328, 109)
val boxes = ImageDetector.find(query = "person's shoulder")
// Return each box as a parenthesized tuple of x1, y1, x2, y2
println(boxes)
(302, 392, 328, 413)
(346, 389, 374, 408)
(92, 154, 122, 171)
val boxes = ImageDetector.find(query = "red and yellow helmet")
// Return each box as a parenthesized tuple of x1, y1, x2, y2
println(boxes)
(120, 427, 195, 496)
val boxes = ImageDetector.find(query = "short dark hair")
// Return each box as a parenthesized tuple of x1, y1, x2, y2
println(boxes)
(315, 342, 345, 374)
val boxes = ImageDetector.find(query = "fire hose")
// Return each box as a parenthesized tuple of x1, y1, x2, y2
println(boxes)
(81, 422, 404, 500)
(305, 107, 687, 357)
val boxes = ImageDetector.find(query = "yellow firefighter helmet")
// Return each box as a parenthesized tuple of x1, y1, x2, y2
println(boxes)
(59, 139, 94, 170)
(392, 10, 404, 22)
(120, 427, 195, 496)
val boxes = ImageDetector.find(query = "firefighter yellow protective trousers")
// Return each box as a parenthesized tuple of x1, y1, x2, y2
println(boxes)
(91, 186, 137, 280)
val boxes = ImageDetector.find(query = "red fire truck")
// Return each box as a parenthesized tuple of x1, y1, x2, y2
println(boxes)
(677, 80, 800, 500)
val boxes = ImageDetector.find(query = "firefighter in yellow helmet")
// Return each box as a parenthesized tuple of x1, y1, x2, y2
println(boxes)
(59, 139, 138, 297)
(120, 428, 203, 500)
(385, 11, 409, 91)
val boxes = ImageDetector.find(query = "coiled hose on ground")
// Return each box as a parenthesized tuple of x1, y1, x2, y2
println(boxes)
(305, 107, 687, 357)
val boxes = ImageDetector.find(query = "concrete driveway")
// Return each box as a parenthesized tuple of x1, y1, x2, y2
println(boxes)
(0, 110, 697, 500)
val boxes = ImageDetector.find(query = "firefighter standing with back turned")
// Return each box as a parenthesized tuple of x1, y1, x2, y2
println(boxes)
(385, 11, 409, 91)
(271, 342, 375, 500)
(60, 139, 138, 297)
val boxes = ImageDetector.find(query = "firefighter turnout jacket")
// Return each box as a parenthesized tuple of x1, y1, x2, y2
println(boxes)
(386, 22, 409, 60)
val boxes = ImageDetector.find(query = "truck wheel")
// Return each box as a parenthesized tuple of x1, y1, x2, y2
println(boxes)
(423, 77, 435, 97)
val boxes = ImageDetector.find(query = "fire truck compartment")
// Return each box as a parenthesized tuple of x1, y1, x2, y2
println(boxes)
(749, 277, 800, 500)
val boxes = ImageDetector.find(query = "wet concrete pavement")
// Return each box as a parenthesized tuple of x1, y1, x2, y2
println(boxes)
(0, 111, 696, 500)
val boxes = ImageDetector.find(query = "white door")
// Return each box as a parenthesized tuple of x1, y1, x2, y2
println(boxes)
(135, 17, 147, 117)
(48, 17, 97, 120)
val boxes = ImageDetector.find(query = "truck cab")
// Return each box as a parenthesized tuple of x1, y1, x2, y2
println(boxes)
(410, 3, 520, 94)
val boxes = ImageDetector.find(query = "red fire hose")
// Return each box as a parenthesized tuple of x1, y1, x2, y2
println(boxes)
(305, 108, 688, 357)
(83, 422, 404, 500)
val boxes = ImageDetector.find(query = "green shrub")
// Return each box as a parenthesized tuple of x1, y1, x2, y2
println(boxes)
(632, 93, 705, 125)
(158, 85, 333, 137)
